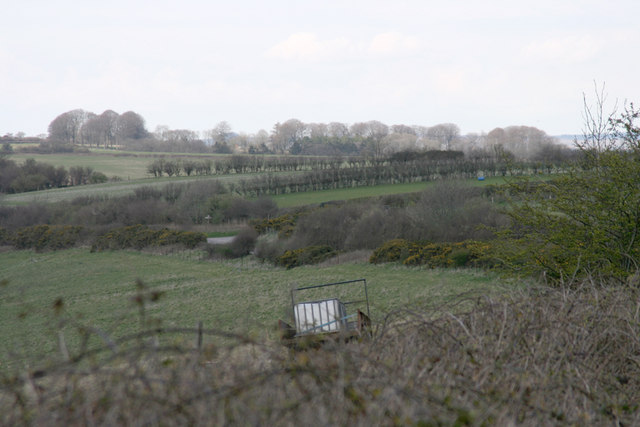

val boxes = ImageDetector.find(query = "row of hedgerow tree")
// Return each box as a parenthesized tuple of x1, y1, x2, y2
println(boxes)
(146, 154, 354, 177)
(0, 157, 109, 193)
(147, 150, 576, 181)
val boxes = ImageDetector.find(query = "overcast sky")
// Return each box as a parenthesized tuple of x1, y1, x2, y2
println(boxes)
(1, 0, 638, 137)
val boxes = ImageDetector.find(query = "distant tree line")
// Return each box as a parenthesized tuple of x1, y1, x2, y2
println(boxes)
(43, 109, 573, 161)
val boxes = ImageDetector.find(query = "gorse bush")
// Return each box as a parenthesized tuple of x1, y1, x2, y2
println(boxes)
(91, 225, 205, 251)
(370, 239, 495, 268)
(0, 227, 9, 245)
(276, 245, 336, 269)
(12, 225, 84, 251)
(369, 239, 419, 264)
(251, 213, 298, 237)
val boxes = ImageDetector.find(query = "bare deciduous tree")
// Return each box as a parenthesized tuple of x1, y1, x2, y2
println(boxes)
(577, 82, 618, 153)
(116, 111, 147, 143)
(391, 124, 416, 135)
(426, 123, 460, 151)
(327, 122, 349, 138)
(47, 109, 88, 145)
(271, 119, 305, 153)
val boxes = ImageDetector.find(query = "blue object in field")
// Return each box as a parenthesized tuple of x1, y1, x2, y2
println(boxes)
(478, 176, 485, 181)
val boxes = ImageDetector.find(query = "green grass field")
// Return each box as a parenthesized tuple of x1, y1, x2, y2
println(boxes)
(0, 175, 230, 205)
(270, 177, 506, 208)
(0, 174, 506, 207)
(0, 248, 509, 367)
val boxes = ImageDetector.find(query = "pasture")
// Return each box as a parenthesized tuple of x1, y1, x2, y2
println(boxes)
(0, 248, 507, 368)
(0, 174, 233, 205)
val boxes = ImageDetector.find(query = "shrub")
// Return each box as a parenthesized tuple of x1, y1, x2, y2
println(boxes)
(276, 245, 336, 269)
(253, 233, 285, 264)
(251, 213, 297, 237)
(0, 227, 10, 245)
(91, 225, 205, 251)
(404, 242, 453, 267)
(369, 239, 420, 264)
(288, 204, 363, 250)
(371, 239, 495, 269)
(498, 99, 640, 284)
(229, 227, 258, 257)
(176, 231, 207, 249)
(89, 171, 108, 184)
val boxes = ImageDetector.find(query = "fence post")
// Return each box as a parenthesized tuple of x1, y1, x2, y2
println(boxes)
(58, 330, 70, 362)
(196, 321, 203, 350)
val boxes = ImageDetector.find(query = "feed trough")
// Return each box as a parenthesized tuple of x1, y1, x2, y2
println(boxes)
(278, 279, 371, 346)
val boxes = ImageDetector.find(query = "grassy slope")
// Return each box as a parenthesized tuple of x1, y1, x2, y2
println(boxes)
(0, 248, 507, 365)
(0, 175, 236, 205)
(8, 151, 234, 179)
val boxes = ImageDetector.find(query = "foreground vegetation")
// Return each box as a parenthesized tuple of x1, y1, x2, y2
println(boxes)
(2, 274, 637, 425)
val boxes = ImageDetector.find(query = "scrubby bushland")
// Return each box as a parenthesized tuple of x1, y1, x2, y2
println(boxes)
(2, 283, 638, 425)
(251, 181, 505, 268)
(409, 180, 507, 242)
(292, 181, 503, 250)
(0, 180, 272, 233)
(499, 101, 640, 284)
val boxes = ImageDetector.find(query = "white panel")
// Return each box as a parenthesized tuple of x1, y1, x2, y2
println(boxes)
(294, 299, 346, 334)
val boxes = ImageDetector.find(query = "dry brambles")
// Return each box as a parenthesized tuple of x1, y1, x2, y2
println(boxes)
(2, 281, 639, 425)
